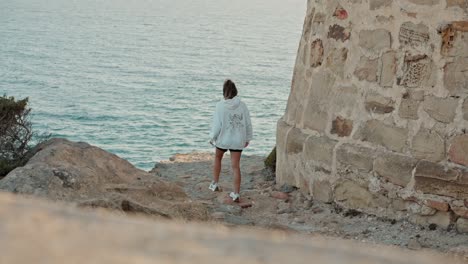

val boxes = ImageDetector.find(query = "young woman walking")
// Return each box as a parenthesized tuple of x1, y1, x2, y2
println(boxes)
(209, 79, 253, 202)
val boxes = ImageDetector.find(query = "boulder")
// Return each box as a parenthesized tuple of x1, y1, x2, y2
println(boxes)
(0, 138, 208, 220)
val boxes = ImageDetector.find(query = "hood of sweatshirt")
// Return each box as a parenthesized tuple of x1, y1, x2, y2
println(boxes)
(223, 96, 241, 110)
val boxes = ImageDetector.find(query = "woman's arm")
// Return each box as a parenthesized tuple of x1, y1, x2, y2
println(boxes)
(209, 103, 222, 142)
(245, 104, 253, 143)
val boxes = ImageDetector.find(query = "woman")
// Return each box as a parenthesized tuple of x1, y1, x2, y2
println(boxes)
(209, 79, 252, 202)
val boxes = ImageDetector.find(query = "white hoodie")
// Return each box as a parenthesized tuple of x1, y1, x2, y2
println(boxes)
(209, 96, 253, 150)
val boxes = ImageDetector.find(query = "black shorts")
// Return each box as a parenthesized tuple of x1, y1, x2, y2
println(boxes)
(216, 147, 243, 153)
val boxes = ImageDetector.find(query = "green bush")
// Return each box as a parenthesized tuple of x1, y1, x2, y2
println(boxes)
(264, 146, 276, 172)
(0, 95, 33, 177)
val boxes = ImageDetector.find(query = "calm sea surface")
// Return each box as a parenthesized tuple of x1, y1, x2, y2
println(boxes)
(0, 0, 306, 170)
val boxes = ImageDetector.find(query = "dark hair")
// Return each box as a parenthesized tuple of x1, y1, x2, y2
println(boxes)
(223, 79, 238, 99)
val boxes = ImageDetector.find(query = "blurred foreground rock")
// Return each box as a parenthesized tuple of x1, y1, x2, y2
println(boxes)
(0, 138, 208, 220)
(0, 192, 463, 264)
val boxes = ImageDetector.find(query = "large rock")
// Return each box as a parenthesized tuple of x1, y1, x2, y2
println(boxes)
(0, 192, 455, 264)
(0, 138, 208, 220)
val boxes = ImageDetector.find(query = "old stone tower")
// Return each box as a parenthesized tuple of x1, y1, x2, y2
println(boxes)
(277, 0, 468, 231)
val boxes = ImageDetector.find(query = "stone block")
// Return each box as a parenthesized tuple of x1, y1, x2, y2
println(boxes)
(304, 136, 337, 169)
(451, 200, 468, 218)
(328, 24, 351, 42)
(444, 58, 468, 95)
(414, 160, 460, 181)
(326, 47, 348, 78)
(424, 199, 449, 212)
(399, 98, 420, 120)
(374, 152, 417, 186)
(463, 98, 468, 120)
(302, 72, 336, 132)
(355, 120, 408, 153)
(365, 93, 395, 114)
(336, 144, 374, 172)
(359, 29, 391, 52)
(415, 162, 468, 199)
(335, 180, 377, 209)
(370, 0, 392, 9)
(286, 127, 307, 154)
(379, 51, 397, 88)
(446, 0, 468, 8)
(354, 56, 378, 82)
(422, 96, 458, 123)
(411, 129, 445, 162)
(448, 135, 468, 166)
(398, 54, 433, 88)
(457, 218, 468, 233)
(309, 39, 324, 68)
(312, 180, 333, 203)
(330, 116, 353, 137)
(441, 22, 468, 57)
(409, 211, 452, 230)
(399, 22, 430, 47)
(407, 0, 440, 5)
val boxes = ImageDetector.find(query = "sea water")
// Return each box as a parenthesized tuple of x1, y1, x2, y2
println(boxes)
(0, 0, 306, 170)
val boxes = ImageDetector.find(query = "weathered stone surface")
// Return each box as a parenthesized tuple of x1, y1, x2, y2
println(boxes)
(326, 47, 348, 77)
(425, 199, 450, 212)
(415, 161, 468, 199)
(370, 0, 392, 10)
(451, 200, 468, 218)
(414, 160, 460, 181)
(441, 22, 468, 57)
(302, 72, 336, 132)
(463, 98, 468, 120)
(359, 29, 391, 52)
(446, 0, 468, 8)
(304, 136, 337, 169)
(374, 153, 417, 186)
(422, 96, 458, 123)
(407, 0, 440, 5)
(399, 98, 420, 120)
(330, 116, 353, 137)
(0, 139, 208, 221)
(448, 135, 468, 166)
(355, 120, 408, 153)
(457, 218, 468, 233)
(328, 24, 351, 42)
(444, 58, 468, 95)
(365, 93, 395, 114)
(309, 39, 324, 67)
(399, 54, 433, 88)
(333, 6, 348, 20)
(312, 180, 333, 203)
(286, 127, 307, 154)
(411, 129, 445, 162)
(399, 22, 430, 46)
(409, 211, 452, 229)
(335, 180, 377, 209)
(336, 144, 374, 172)
(380, 51, 397, 88)
(354, 56, 378, 82)
(0, 192, 456, 264)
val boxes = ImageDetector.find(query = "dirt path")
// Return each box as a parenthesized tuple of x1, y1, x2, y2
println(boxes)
(150, 152, 468, 259)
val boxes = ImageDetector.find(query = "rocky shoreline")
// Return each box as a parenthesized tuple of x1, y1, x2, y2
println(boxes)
(0, 138, 466, 261)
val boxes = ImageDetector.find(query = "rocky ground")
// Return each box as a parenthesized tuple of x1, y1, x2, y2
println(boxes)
(151, 152, 468, 259)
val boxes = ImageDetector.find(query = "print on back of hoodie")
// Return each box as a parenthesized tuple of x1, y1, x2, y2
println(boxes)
(228, 113, 244, 130)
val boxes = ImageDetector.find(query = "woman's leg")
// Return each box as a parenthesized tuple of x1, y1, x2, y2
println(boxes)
(230, 151, 242, 194)
(213, 148, 225, 183)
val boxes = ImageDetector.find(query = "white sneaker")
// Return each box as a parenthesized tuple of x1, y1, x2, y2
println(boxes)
(229, 192, 240, 202)
(208, 181, 219, 192)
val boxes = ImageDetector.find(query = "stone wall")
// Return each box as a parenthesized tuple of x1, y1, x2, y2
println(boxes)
(277, 0, 468, 231)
